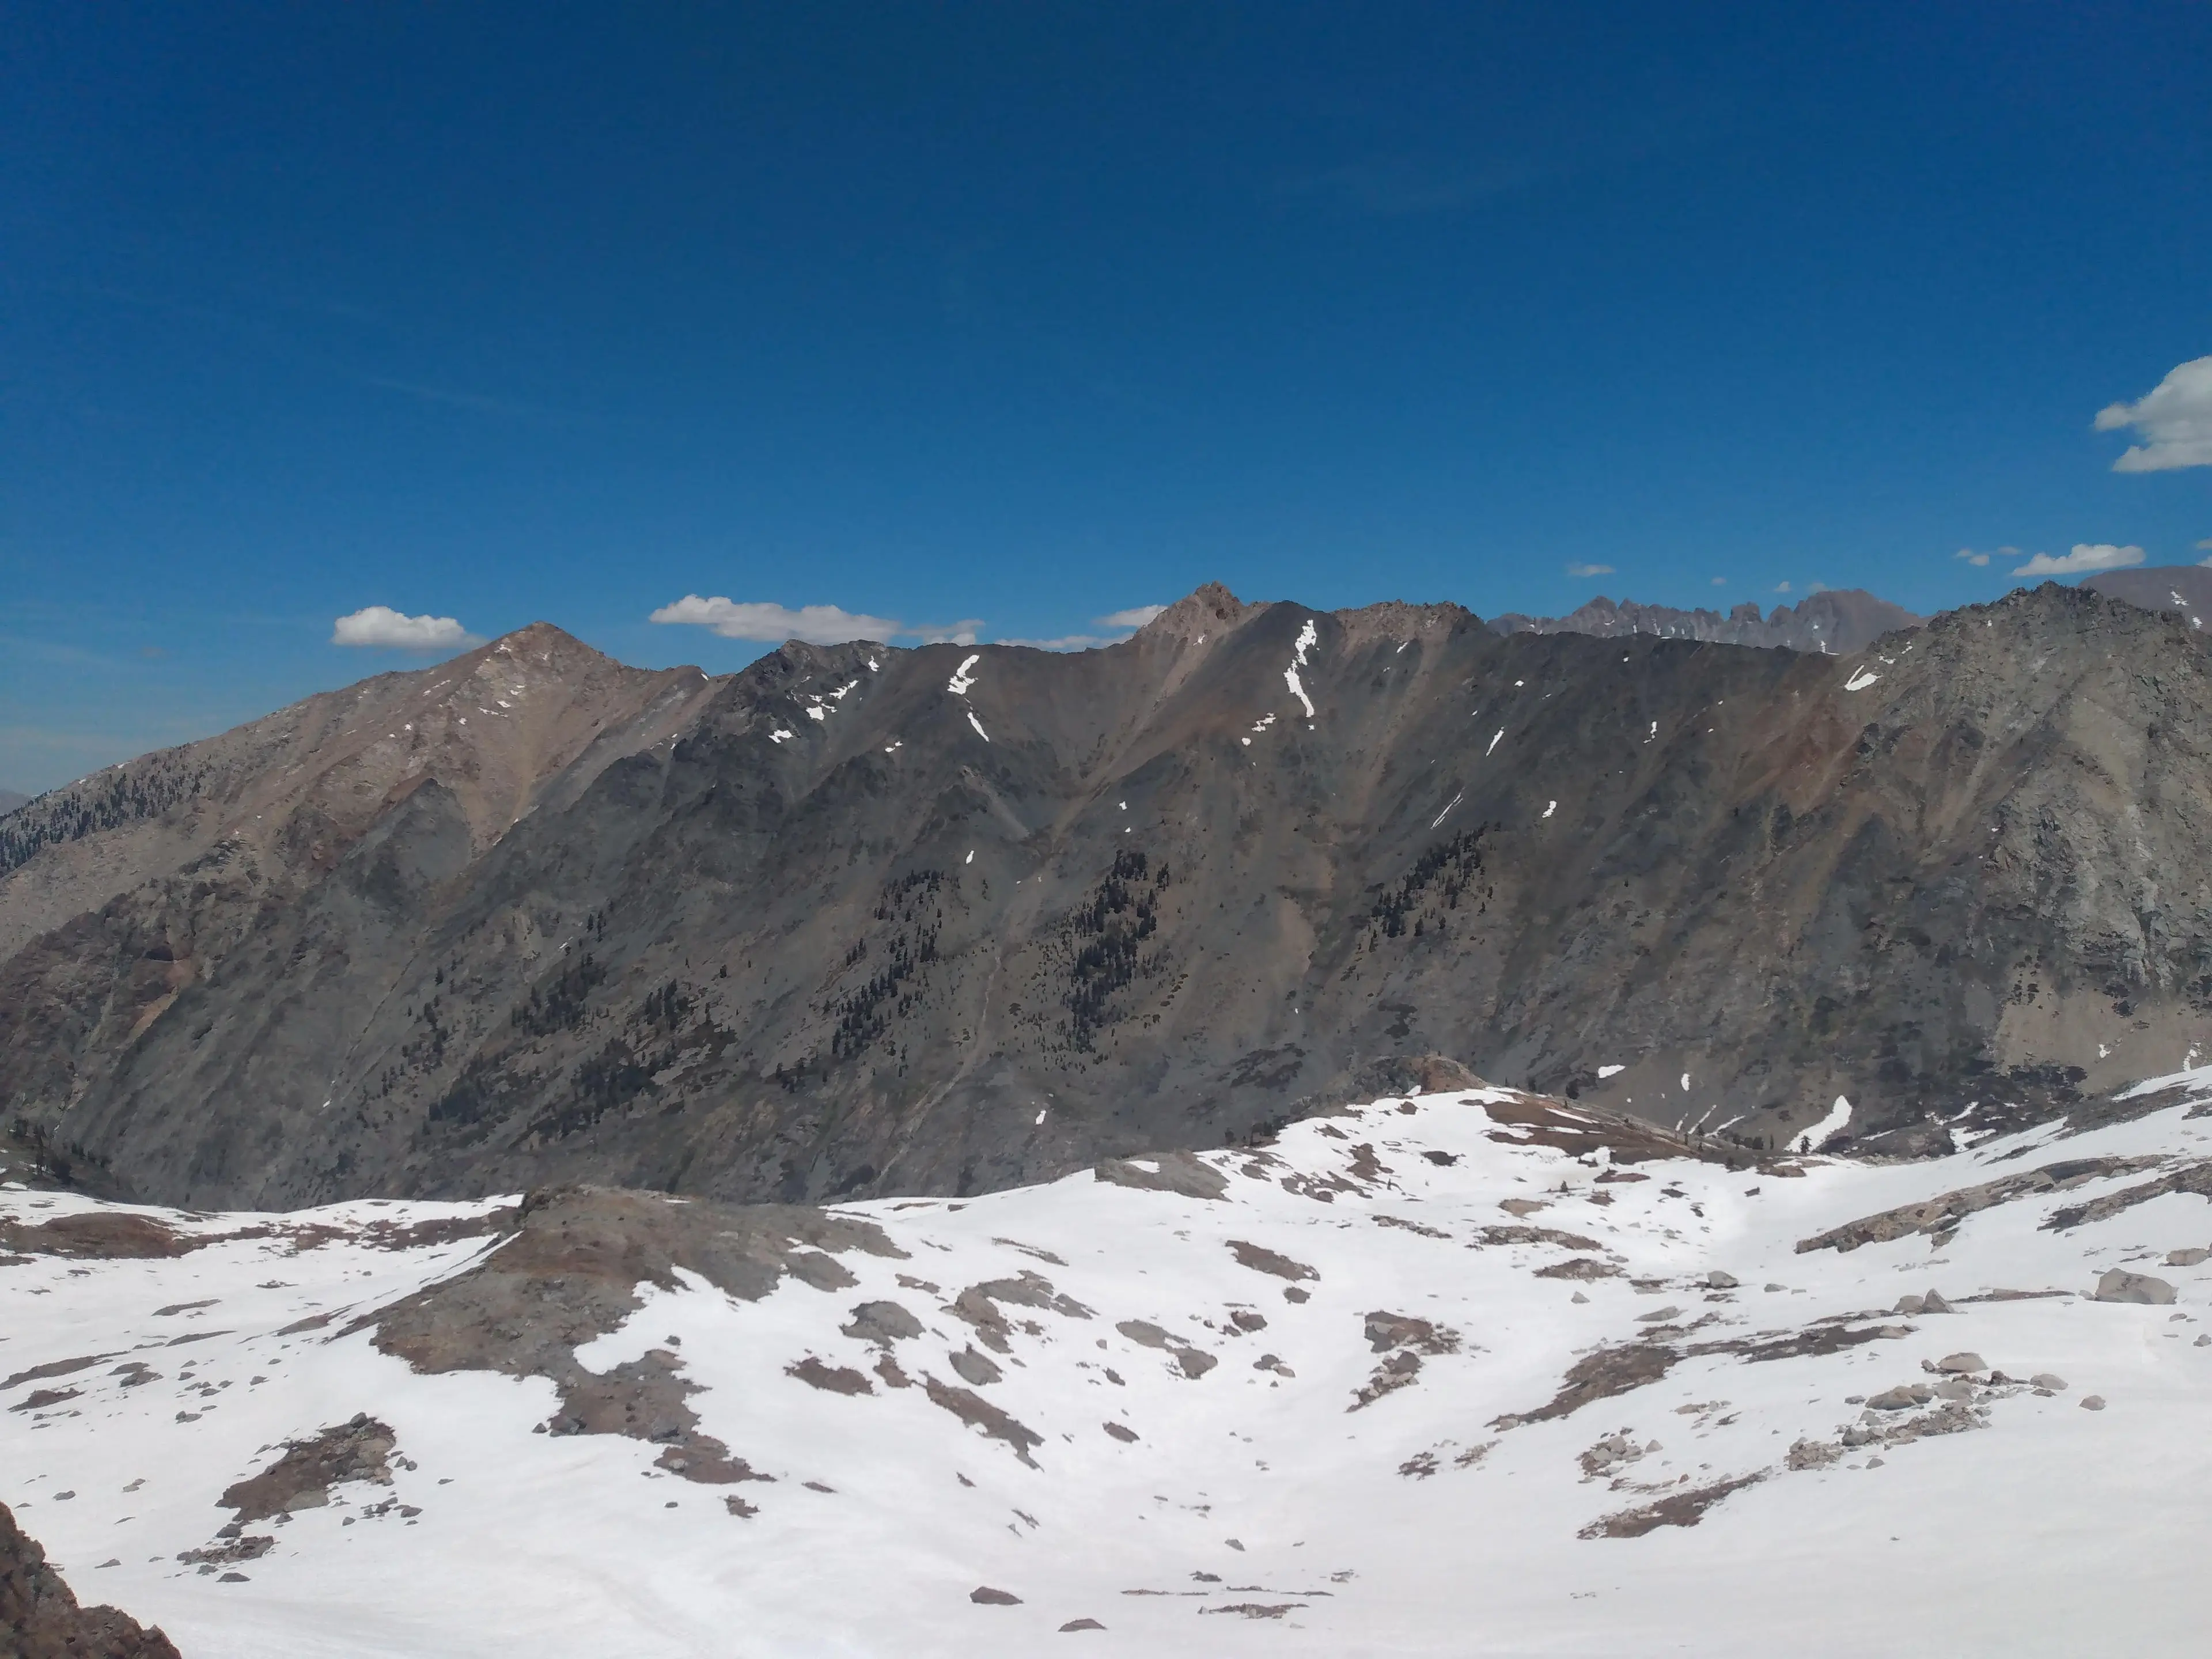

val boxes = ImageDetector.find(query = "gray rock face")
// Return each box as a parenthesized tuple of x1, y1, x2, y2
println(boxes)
(1, 1499, 182, 1658)
(2094, 1270, 2178, 1305)
(7, 582, 2212, 1211)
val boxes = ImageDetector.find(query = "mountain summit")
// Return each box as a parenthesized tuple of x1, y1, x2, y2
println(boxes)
(3, 582, 2209, 1211)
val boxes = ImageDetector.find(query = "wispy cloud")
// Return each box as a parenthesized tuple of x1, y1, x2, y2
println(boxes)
(331, 606, 483, 650)
(1565, 562, 1614, 578)
(2011, 543, 2145, 577)
(649, 597, 905, 645)
(916, 620, 984, 646)
(995, 604, 1169, 653)
(1955, 547, 1995, 567)
(2095, 356, 2212, 472)
(652, 598, 1166, 652)
(997, 634, 1122, 650)
(1774, 581, 1792, 593)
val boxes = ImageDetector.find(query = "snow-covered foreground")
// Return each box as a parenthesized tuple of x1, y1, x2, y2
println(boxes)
(7, 1075, 2212, 1657)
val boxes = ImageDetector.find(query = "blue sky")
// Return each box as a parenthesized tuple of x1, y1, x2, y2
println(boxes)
(3, 2, 2209, 793)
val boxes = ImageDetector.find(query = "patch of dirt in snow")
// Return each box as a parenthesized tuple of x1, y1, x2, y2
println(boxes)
(0, 1213, 204, 1260)
(923, 1375, 1044, 1465)
(787, 1357, 874, 1396)
(2043, 1161, 2212, 1231)
(1478, 1094, 1736, 1167)
(1494, 1344, 1678, 1428)
(1533, 1257, 1620, 1280)
(1350, 1312, 1461, 1410)
(1093, 1152, 1229, 1200)
(1578, 1472, 1766, 1539)
(219, 1413, 395, 1522)
(948, 1271, 1095, 1353)
(372, 1184, 903, 1483)
(1795, 1155, 2165, 1252)
(1226, 1239, 1318, 1280)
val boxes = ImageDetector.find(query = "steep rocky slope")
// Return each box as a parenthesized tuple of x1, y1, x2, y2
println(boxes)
(1488, 588, 1919, 654)
(1, 1501, 181, 1658)
(3, 582, 2210, 1211)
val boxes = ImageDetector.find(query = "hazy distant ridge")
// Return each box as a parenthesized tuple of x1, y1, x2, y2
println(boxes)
(1488, 588, 1921, 656)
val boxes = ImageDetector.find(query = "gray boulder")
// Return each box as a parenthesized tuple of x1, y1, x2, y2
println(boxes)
(2094, 1269, 2177, 1305)
(2079, 1395, 2107, 1411)
(2029, 1372, 2067, 1391)
(2165, 1248, 2210, 1267)
(1866, 1384, 1934, 1411)
(1935, 1352, 1986, 1373)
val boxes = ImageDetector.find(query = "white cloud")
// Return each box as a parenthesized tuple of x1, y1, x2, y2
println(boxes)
(331, 606, 482, 650)
(2011, 543, 2146, 577)
(1774, 581, 1792, 593)
(649, 596, 904, 645)
(997, 634, 1122, 651)
(2094, 355, 2212, 472)
(916, 620, 984, 646)
(1709, 576, 1727, 586)
(1954, 547, 1991, 567)
(1565, 562, 1614, 578)
(986, 605, 1169, 652)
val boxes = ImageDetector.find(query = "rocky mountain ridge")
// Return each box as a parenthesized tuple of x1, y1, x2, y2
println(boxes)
(4, 581, 2211, 1212)
(1487, 588, 1921, 654)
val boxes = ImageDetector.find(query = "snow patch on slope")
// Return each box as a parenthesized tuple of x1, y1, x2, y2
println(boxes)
(6, 1078, 2212, 1656)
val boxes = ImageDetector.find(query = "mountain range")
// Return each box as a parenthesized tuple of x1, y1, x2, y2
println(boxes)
(1487, 587, 1920, 654)
(5, 578, 2211, 1214)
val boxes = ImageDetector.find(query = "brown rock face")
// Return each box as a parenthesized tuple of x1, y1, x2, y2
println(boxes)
(5, 583, 2212, 1210)
(0, 1499, 183, 1658)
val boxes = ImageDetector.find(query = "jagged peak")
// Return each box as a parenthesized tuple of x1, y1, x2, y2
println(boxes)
(476, 621, 618, 669)
(1138, 582, 1266, 645)
(1328, 597, 1479, 647)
